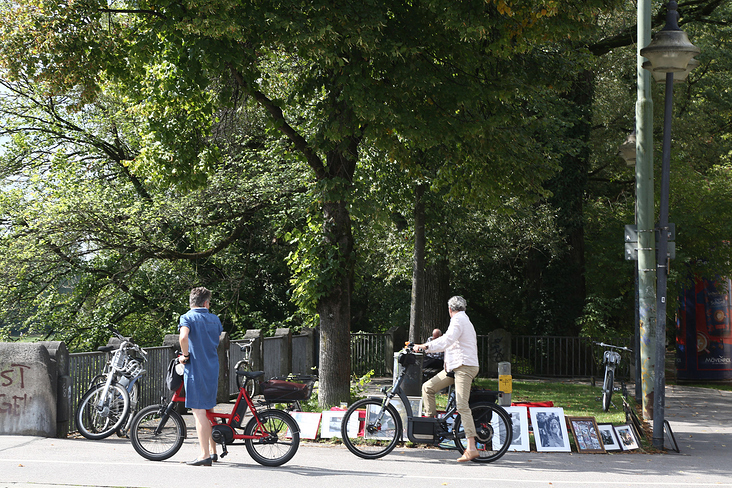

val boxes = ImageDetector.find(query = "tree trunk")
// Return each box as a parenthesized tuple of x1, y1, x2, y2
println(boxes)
(421, 259, 450, 342)
(409, 183, 427, 343)
(316, 146, 358, 408)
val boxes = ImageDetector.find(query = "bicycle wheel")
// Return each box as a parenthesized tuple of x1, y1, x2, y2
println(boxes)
(341, 398, 401, 459)
(454, 402, 512, 463)
(663, 420, 679, 453)
(244, 409, 299, 466)
(235, 362, 257, 398)
(129, 404, 186, 461)
(602, 369, 614, 411)
(117, 380, 140, 437)
(76, 382, 130, 440)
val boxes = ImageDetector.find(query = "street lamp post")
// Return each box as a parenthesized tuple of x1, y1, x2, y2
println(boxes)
(618, 132, 644, 404)
(640, 0, 700, 449)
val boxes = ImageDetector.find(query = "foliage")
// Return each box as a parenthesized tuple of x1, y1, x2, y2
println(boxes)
(0, 77, 307, 350)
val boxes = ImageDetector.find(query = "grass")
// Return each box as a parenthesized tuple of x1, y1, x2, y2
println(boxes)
(470, 378, 629, 424)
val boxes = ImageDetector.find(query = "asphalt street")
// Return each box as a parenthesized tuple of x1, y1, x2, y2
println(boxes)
(1, 384, 730, 488)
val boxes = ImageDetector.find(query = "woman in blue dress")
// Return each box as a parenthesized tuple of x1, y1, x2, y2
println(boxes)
(178, 287, 223, 466)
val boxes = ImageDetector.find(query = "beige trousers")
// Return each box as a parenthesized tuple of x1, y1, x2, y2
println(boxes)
(421, 365, 480, 438)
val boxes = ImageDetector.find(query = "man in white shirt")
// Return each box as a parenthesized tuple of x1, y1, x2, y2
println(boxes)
(413, 296, 480, 462)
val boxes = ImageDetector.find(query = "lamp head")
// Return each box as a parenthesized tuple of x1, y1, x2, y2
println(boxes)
(640, 1, 700, 73)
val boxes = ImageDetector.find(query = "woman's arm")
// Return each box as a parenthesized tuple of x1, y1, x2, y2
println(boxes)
(179, 325, 191, 363)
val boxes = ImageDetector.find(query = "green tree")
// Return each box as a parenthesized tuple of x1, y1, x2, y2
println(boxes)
(0, 76, 307, 350)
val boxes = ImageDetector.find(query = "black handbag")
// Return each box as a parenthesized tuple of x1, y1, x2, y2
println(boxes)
(165, 357, 183, 391)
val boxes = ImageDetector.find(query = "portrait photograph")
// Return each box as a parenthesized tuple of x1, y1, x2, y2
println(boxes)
(503, 406, 530, 452)
(529, 407, 571, 452)
(567, 416, 605, 454)
(597, 423, 621, 451)
(614, 424, 640, 451)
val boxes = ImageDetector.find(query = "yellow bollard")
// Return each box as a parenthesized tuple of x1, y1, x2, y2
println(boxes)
(498, 362, 512, 406)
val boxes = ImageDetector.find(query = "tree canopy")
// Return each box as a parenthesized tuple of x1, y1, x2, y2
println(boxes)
(2, 0, 732, 405)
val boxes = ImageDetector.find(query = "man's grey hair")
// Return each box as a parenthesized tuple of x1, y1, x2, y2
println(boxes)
(448, 296, 467, 312)
(189, 287, 212, 308)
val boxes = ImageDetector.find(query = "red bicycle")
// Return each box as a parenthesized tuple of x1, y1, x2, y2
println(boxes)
(129, 369, 300, 466)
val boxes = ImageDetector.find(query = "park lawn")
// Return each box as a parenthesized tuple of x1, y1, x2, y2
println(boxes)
(472, 378, 630, 425)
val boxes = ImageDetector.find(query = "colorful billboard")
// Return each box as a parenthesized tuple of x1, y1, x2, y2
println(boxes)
(676, 277, 732, 380)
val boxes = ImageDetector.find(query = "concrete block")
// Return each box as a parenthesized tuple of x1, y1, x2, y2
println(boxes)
(0, 343, 57, 437)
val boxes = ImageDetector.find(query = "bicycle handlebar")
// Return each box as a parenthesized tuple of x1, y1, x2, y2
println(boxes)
(594, 341, 632, 352)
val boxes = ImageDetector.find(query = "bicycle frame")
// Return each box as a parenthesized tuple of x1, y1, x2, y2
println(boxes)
(372, 352, 457, 444)
(169, 372, 290, 457)
(95, 339, 146, 410)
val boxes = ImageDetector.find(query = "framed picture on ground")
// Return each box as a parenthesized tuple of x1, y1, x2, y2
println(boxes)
(377, 396, 422, 435)
(320, 410, 359, 438)
(529, 407, 571, 452)
(597, 423, 621, 451)
(614, 424, 639, 451)
(288, 411, 322, 439)
(503, 406, 530, 452)
(567, 416, 605, 454)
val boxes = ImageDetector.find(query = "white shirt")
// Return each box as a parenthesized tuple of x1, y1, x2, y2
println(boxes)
(424, 311, 479, 372)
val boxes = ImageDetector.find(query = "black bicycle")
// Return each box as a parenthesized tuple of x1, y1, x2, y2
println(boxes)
(340, 344, 512, 462)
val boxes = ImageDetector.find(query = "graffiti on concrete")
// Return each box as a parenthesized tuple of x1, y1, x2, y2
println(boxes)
(0, 363, 31, 416)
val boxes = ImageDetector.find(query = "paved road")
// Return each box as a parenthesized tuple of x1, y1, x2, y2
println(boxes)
(1, 385, 730, 488)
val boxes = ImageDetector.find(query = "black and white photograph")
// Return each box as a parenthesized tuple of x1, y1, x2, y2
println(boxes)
(530, 407, 571, 452)
(597, 423, 621, 451)
(320, 410, 358, 439)
(503, 406, 530, 452)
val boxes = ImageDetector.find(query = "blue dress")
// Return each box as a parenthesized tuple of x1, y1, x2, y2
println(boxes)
(178, 308, 223, 409)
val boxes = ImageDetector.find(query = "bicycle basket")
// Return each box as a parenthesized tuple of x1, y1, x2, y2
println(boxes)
(261, 379, 312, 402)
(123, 358, 144, 378)
(399, 352, 416, 366)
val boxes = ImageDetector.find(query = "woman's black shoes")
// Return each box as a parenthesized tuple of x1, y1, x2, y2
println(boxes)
(210, 453, 218, 462)
(186, 457, 213, 466)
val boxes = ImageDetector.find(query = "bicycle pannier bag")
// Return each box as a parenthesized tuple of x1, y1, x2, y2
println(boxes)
(261, 379, 309, 402)
(165, 357, 183, 391)
(469, 388, 499, 405)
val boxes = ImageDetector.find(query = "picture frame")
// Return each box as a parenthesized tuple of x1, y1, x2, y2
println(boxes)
(364, 403, 400, 440)
(614, 424, 639, 451)
(503, 406, 530, 452)
(567, 416, 605, 454)
(320, 410, 359, 438)
(375, 396, 422, 435)
(597, 423, 621, 451)
(529, 407, 571, 452)
(287, 411, 322, 440)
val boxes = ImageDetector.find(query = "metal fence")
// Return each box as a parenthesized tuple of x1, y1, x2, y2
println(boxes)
(68, 346, 175, 433)
(67, 333, 634, 433)
(511, 336, 634, 381)
(350, 332, 392, 377)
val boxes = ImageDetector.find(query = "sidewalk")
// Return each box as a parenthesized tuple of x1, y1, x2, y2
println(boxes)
(1, 384, 731, 488)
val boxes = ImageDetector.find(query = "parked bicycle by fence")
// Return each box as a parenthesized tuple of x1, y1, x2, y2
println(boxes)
(233, 339, 257, 398)
(75, 329, 147, 440)
(129, 359, 300, 466)
(594, 341, 632, 411)
(340, 343, 513, 463)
